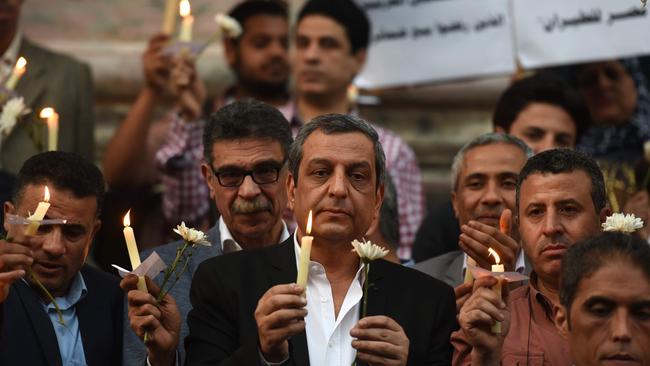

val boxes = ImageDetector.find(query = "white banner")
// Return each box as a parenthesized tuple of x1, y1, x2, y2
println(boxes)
(355, 0, 516, 89)
(514, 0, 650, 69)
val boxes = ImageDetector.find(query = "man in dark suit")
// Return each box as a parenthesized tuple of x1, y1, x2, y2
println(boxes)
(0, 151, 123, 365)
(122, 99, 293, 365)
(0, 0, 94, 174)
(178, 114, 457, 365)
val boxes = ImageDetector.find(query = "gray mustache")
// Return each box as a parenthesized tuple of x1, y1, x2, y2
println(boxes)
(231, 197, 272, 214)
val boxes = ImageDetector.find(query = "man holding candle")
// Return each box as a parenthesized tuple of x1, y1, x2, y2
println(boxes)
(0, 151, 124, 365)
(0, 0, 94, 175)
(184, 114, 457, 365)
(103, 0, 291, 232)
(413, 133, 532, 311)
(122, 99, 293, 365)
(452, 149, 610, 365)
(554, 232, 650, 366)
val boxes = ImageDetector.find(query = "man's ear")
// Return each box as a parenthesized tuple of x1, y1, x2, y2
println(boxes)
(3, 201, 15, 233)
(353, 48, 367, 69)
(201, 163, 217, 200)
(374, 182, 385, 215)
(224, 39, 237, 68)
(286, 172, 295, 211)
(553, 304, 570, 340)
(451, 190, 459, 219)
(599, 206, 612, 224)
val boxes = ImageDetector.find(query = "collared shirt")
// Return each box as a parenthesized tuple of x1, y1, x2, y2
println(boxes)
(293, 233, 365, 366)
(461, 250, 527, 278)
(1, 30, 22, 83)
(39, 272, 88, 366)
(218, 216, 290, 253)
(451, 272, 571, 366)
(289, 109, 424, 261)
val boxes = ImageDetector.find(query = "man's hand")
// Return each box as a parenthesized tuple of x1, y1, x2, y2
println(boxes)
(169, 55, 206, 121)
(454, 282, 473, 313)
(624, 191, 650, 239)
(255, 283, 307, 363)
(143, 34, 172, 93)
(350, 315, 409, 366)
(459, 209, 519, 271)
(0, 234, 35, 303)
(458, 276, 510, 366)
(121, 275, 180, 366)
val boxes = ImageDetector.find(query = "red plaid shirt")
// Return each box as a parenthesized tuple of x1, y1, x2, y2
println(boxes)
(155, 104, 424, 260)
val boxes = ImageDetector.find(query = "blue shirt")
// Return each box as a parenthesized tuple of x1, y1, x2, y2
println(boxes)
(40, 272, 88, 366)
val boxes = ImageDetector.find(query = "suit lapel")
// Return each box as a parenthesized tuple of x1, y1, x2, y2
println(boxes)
(446, 252, 465, 288)
(364, 260, 388, 317)
(16, 39, 47, 110)
(14, 281, 62, 366)
(267, 236, 310, 366)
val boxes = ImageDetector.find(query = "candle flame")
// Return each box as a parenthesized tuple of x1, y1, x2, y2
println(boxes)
(15, 57, 26, 70)
(123, 210, 132, 227)
(40, 107, 55, 119)
(306, 210, 313, 234)
(488, 248, 501, 265)
(179, 0, 191, 17)
(43, 186, 50, 202)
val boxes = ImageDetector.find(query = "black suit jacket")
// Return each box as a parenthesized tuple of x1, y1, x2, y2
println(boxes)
(0, 265, 124, 366)
(185, 236, 458, 366)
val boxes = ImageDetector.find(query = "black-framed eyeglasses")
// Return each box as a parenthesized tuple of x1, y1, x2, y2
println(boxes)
(211, 160, 285, 187)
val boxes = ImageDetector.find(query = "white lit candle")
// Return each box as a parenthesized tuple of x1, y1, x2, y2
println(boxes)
(39, 108, 59, 151)
(488, 247, 504, 333)
(25, 186, 50, 236)
(178, 0, 193, 42)
(296, 210, 313, 289)
(123, 210, 147, 292)
(162, 0, 179, 35)
(5, 57, 26, 90)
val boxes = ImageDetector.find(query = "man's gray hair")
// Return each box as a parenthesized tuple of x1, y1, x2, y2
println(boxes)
(450, 133, 533, 191)
(289, 113, 386, 188)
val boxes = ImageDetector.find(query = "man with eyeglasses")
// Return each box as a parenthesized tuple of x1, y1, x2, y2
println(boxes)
(121, 99, 293, 365)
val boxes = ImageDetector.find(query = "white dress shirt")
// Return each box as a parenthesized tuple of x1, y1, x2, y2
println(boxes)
(218, 216, 290, 253)
(293, 234, 365, 366)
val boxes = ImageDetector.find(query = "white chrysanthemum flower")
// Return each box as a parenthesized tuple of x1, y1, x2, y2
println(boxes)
(214, 13, 242, 38)
(602, 213, 644, 233)
(351, 239, 388, 262)
(173, 221, 210, 246)
(0, 97, 30, 138)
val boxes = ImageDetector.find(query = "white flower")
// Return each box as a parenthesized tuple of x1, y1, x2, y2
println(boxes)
(0, 97, 30, 138)
(214, 13, 242, 38)
(602, 213, 644, 233)
(351, 239, 388, 262)
(173, 221, 210, 246)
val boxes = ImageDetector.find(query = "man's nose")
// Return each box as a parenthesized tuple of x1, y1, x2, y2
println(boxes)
(41, 228, 65, 257)
(480, 181, 504, 206)
(238, 175, 262, 199)
(327, 168, 349, 199)
(610, 308, 632, 343)
(541, 210, 563, 236)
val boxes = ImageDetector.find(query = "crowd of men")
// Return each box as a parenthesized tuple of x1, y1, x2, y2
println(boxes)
(1, 0, 650, 365)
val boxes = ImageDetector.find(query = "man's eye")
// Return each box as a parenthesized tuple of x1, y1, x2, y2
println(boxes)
(560, 206, 579, 215)
(37, 225, 53, 234)
(63, 227, 86, 241)
(220, 171, 242, 179)
(313, 170, 328, 178)
(502, 180, 517, 189)
(528, 208, 544, 217)
(465, 181, 483, 189)
(525, 131, 544, 141)
(588, 303, 613, 317)
(350, 172, 366, 181)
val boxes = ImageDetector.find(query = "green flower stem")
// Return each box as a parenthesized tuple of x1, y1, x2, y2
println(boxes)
(156, 241, 189, 303)
(353, 262, 371, 366)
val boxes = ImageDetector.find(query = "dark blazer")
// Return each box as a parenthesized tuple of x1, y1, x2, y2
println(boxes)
(0, 265, 124, 366)
(1, 38, 94, 174)
(185, 236, 458, 366)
